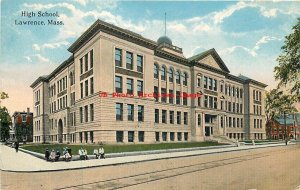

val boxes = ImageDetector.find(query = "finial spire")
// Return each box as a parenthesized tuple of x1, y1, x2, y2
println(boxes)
(164, 12, 167, 36)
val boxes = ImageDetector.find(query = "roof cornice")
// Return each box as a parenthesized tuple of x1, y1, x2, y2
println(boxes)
(68, 19, 158, 53)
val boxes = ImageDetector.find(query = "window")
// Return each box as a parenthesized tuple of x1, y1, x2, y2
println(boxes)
(221, 101, 224, 110)
(184, 112, 188, 125)
(254, 119, 256, 128)
(169, 90, 174, 104)
(162, 110, 167, 123)
(240, 89, 243, 98)
(137, 55, 143, 72)
(90, 77, 94, 94)
(84, 54, 88, 72)
(161, 66, 166, 80)
(116, 103, 123, 120)
(208, 78, 212, 90)
(233, 103, 235, 113)
(259, 91, 261, 101)
(85, 80, 88, 97)
(70, 72, 74, 86)
(126, 52, 133, 70)
(198, 114, 201, 126)
(228, 102, 231, 112)
(176, 71, 180, 84)
(197, 75, 201, 87)
(170, 132, 175, 141)
(209, 96, 213, 108)
(90, 49, 93, 69)
(213, 79, 217, 91)
(115, 76, 122, 93)
(116, 131, 123, 142)
(240, 104, 243, 113)
(80, 83, 83, 98)
(162, 132, 167, 141)
(213, 97, 217, 109)
(177, 111, 181, 124)
(204, 76, 208, 89)
(241, 118, 243, 128)
(183, 92, 188, 105)
(204, 95, 208, 108)
(237, 118, 240, 127)
(90, 104, 94, 121)
(220, 83, 224, 93)
(138, 131, 144, 142)
(138, 105, 144, 122)
(169, 68, 174, 82)
(137, 80, 143, 96)
(115, 48, 122, 67)
(154, 86, 159, 102)
(154, 64, 159, 79)
(170, 111, 174, 124)
(155, 132, 160, 142)
(84, 105, 88, 122)
(221, 116, 224, 128)
(233, 118, 236, 127)
(127, 78, 133, 94)
(236, 103, 239, 113)
(128, 131, 134, 142)
(184, 132, 188, 141)
(127, 104, 134, 121)
(161, 88, 167, 103)
(183, 73, 187, 86)
(155, 109, 159, 123)
(176, 91, 181, 105)
(177, 132, 182, 141)
(80, 58, 83, 74)
(198, 97, 201, 107)
(80, 107, 83, 123)
(229, 117, 232, 127)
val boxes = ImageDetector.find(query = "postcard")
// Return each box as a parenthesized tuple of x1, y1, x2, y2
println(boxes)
(1, 1, 299, 190)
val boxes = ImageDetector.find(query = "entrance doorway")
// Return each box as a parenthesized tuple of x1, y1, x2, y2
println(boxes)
(205, 126, 213, 136)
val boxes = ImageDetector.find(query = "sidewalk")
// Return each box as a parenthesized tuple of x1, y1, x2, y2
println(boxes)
(0, 143, 290, 172)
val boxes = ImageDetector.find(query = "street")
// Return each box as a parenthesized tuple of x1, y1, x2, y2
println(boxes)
(1, 144, 300, 190)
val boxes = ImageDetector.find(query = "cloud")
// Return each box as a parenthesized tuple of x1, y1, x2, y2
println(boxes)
(32, 41, 69, 51)
(220, 35, 282, 57)
(261, 8, 278, 18)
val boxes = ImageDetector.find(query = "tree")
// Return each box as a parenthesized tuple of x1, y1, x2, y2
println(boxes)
(0, 106, 11, 141)
(265, 89, 297, 139)
(274, 17, 300, 97)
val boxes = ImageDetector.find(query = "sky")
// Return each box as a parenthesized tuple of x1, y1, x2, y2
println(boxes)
(0, 0, 299, 114)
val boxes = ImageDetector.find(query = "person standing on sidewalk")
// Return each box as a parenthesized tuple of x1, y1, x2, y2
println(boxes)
(15, 141, 19, 153)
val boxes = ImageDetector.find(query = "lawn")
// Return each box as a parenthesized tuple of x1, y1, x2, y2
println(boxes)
(21, 141, 225, 155)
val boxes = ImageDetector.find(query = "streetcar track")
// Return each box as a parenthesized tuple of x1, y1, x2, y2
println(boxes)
(57, 149, 286, 190)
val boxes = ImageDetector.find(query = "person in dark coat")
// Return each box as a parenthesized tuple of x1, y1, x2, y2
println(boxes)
(45, 148, 50, 161)
(55, 150, 61, 161)
(15, 141, 19, 153)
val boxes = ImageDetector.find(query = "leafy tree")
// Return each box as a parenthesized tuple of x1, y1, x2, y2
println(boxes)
(0, 106, 11, 141)
(265, 89, 297, 139)
(274, 17, 300, 97)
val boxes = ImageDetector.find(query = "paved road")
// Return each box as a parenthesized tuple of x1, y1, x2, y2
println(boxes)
(1, 144, 300, 190)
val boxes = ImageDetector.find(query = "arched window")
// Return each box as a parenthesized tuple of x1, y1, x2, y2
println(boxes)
(183, 72, 188, 86)
(197, 74, 201, 87)
(161, 66, 166, 81)
(176, 71, 181, 84)
(154, 64, 159, 79)
(169, 68, 174, 82)
(70, 72, 74, 86)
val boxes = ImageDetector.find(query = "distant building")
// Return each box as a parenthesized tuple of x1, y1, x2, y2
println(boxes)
(269, 113, 300, 140)
(30, 19, 267, 144)
(12, 108, 33, 142)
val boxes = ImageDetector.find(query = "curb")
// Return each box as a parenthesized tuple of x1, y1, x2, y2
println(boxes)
(0, 143, 291, 173)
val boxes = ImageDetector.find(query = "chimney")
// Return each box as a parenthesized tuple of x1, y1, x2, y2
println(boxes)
(27, 107, 30, 114)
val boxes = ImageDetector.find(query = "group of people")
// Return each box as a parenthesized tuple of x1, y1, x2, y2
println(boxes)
(93, 145, 105, 159)
(45, 147, 72, 162)
(44, 144, 105, 162)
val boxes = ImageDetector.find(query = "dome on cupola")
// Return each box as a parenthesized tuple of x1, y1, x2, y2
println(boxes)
(157, 35, 172, 45)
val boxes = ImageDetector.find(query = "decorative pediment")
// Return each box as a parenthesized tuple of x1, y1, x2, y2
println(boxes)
(189, 48, 230, 73)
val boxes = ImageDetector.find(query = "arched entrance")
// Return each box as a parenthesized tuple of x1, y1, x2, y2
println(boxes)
(58, 119, 63, 143)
